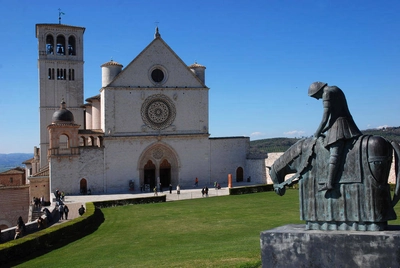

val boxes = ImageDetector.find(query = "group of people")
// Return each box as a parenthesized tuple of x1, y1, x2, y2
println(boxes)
(57, 202, 70, 220)
(151, 183, 183, 195)
(32, 196, 45, 208)
(54, 189, 65, 201)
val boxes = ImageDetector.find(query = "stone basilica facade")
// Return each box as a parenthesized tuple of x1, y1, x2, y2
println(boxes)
(26, 23, 266, 201)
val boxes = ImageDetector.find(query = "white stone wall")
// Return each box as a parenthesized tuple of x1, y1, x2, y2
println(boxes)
(91, 98, 101, 130)
(102, 135, 211, 191)
(85, 105, 92, 129)
(265, 152, 284, 185)
(164, 136, 210, 185)
(50, 147, 104, 195)
(102, 88, 208, 135)
(246, 159, 267, 184)
(209, 137, 249, 184)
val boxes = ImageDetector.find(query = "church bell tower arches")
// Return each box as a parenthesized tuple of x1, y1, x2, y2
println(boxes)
(138, 143, 180, 191)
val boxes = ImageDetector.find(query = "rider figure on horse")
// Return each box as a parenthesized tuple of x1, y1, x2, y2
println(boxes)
(308, 82, 362, 191)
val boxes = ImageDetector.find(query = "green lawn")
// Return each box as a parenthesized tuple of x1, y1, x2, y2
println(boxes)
(14, 190, 400, 268)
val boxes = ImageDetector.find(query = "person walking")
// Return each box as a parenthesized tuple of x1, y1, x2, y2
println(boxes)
(78, 205, 85, 216)
(14, 216, 26, 239)
(154, 186, 158, 196)
(58, 203, 64, 220)
(64, 205, 69, 220)
(169, 184, 173, 194)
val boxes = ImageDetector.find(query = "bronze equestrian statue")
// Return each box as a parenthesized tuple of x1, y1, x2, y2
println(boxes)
(270, 82, 400, 231)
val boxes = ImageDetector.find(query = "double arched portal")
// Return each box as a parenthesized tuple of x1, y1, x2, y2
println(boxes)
(138, 143, 179, 192)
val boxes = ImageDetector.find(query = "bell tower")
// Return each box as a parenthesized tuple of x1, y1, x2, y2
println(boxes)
(35, 23, 85, 168)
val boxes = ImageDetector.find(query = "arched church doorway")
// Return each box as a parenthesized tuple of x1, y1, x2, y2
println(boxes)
(139, 143, 180, 191)
(236, 167, 244, 182)
(80, 178, 87, 194)
(144, 160, 156, 192)
(159, 159, 171, 188)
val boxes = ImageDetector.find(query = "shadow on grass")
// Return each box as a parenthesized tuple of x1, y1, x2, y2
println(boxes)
(3, 208, 105, 268)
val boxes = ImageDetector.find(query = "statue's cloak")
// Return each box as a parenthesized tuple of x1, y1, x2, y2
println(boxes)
(299, 136, 396, 229)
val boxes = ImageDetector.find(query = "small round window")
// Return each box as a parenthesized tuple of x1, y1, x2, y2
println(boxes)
(151, 69, 164, 83)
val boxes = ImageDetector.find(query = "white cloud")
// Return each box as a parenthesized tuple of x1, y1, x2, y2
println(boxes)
(250, 132, 264, 137)
(377, 125, 389, 129)
(284, 130, 305, 136)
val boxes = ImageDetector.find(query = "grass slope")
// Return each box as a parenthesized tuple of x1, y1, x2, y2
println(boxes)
(16, 191, 302, 268)
(14, 190, 400, 267)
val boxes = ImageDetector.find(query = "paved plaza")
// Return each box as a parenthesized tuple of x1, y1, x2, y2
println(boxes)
(58, 185, 231, 222)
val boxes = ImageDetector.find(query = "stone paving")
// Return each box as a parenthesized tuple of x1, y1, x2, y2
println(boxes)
(58, 185, 231, 222)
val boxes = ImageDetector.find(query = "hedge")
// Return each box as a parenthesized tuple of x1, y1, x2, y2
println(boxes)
(0, 194, 166, 266)
(229, 184, 274, 195)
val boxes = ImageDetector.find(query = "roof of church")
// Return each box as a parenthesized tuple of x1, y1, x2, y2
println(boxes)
(78, 129, 104, 134)
(35, 23, 86, 37)
(106, 27, 207, 88)
(52, 100, 74, 123)
(30, 166, 49, 178)
(101, 60, 123, 67)
(188, 62, 206, 69)
(85, 94, 101, 102)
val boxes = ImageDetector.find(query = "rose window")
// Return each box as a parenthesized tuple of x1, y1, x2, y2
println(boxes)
(141, 94, 176, 130)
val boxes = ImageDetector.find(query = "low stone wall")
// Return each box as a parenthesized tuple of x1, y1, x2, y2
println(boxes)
(0, 208, 56, 244)
(1, 221, 40, 243)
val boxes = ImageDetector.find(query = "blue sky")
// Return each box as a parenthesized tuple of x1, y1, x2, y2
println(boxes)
(0, 0, 399, 153)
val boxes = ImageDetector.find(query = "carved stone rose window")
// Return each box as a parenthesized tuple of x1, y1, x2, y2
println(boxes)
(141, 94, 176, 130)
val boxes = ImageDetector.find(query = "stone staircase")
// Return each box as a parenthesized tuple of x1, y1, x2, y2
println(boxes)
(31, 206, 43, 221)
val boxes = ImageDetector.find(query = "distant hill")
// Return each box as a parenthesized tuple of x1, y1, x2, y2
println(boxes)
(0, 153, 33, 173)
(250, 127, 400, 155)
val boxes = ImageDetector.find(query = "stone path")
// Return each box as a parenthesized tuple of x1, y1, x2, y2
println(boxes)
(56, 185, 232, 222)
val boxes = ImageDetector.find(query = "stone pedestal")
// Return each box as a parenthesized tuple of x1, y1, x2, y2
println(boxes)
(260, 224, 400, 268)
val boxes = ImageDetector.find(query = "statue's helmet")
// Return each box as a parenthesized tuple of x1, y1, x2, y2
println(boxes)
(308, 82, 327, 97)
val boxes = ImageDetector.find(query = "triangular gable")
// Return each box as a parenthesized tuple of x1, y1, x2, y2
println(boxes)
(108, 35, 206, 88)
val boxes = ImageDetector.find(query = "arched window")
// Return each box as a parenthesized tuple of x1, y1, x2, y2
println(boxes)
(68, 36, 76, 55)
(79, 136, 86, 146)
(48, 68, 55, 80)
(59, 134, 69, 149)
(68, 69, 75, 80)
(46, 34, 54, 54)
(57, 68, 66, 80)
(97, 136, 103, 147)
(56, 35, 66, 55)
